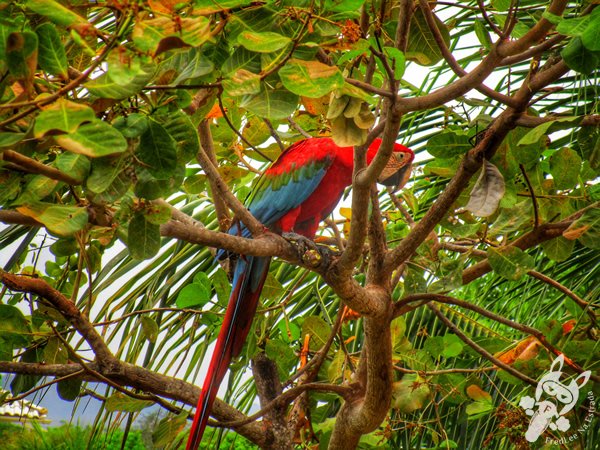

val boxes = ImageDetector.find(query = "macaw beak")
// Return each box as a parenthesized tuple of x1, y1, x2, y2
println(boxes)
(378, 152, 413, 192)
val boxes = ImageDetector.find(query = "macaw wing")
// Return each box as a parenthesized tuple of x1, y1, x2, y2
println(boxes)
(246, 141, 334, 227)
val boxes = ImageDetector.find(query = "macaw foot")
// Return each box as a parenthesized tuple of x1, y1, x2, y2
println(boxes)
(282, 232, 340, 268)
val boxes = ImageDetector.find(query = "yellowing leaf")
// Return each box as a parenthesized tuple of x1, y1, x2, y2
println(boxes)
(279, 59, 344, 98)
(17, 202, 88, 236)
(466, 385, 492, 403)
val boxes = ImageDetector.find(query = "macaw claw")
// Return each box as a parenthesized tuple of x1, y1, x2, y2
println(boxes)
(282, 232, 340, 267)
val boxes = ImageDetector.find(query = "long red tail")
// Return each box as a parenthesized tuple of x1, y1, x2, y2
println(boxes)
(186, 256, 270, 450)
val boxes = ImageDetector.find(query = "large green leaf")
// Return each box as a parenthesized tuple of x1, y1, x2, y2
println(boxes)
(427, 129, 471, 158)
(487, 246, 535, 280)
(240, 87, 299, 120)
(132, 16, 211, 54)
(127, 212, 161, 260)
(0, 305, 31, 347)
(6, 31, 38, 81)
(26, 0, 88, 27)
(237, 31, 291, 53)
(406, 8, 450, 66)
(55, 119, 128, 157)
(136, 119, 178, 179)
(105, 392, 154, 412)
(279, 59, 344, 98)
(85, 63, 155, 99)
(16, 202, 88, 236)
(34, 99, 96, 137)
(548, 147, 582, 190)
(35, 23, 68, 78)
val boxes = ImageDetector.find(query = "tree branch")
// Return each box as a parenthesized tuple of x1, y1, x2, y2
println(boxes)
(197, 120, 232, 232)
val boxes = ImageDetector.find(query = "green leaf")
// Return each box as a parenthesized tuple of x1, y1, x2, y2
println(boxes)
(85, 62, 155, 99)
(176, 283, 211, 308)
(137, 119, 178, 179)
(16, 202, 88, 236)
(279, 59, 344, 98)
(223, 69, 262, 97)
(152, 412, 188, 448)
(517, 117, 579, 146)
(26, 0, 88, 27)
(391, 374, 431, 413)
(265, 338, 297, 380)
(427, 130, 471, 158)
(487, 246, 535, 280)
(6, 31, 38, 81)
(581, 9, 600, 52)
(55, 119, 128, 157)
(541, 236, 574, 262)
(50, 238, 78, 257)
(442, 334, 464, 358)
(144, 201, 171, 225)
(548, 147, 582, 189)
(132, 16, 211, 54)
(87, 155, 128, 193)
(301, 316, 330, 351)
(211, 268, 231, 306)
(491, 0, 510, 11)
(171, 48, 214, 84)
(35, 23, 68, 78)
(105, 50, 153, 86)
(57, 378, 81, 401)
(0, 132, 26, 148)
(141, 316, 159, 343)
(127, 212, 161, 260)
(383, 47, 406, 79)
(556, 16, 591, 37)
(240, 87, 299, 120)
(474, 21, 492, 50)
(238, 31, 291, 53)
(112, 113, 149, 139)
(34, 98, 96, 137)
(561, 37, 600, 75)
(406, 8, 450, 66)
(105, 392, 154, 412)
(55, 153, 90, 183)
(465, 400, 494, 417)
(193, 0, 254, 14)
(0, 304, 31, 347)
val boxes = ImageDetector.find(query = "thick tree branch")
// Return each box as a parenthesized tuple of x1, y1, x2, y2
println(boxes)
(329, 310, 393, 449)
(251, 353, 293, 449)
(195, 133, 265, 237)
(338, 105, 401, 277)
(497, 0, 568, 57)
(0, 271, 116, 367)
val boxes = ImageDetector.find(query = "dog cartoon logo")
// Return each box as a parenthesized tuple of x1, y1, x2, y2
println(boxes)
(519, 354, 591, 442)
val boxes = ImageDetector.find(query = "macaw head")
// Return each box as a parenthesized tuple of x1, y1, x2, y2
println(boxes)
(368, 138, 414, 192)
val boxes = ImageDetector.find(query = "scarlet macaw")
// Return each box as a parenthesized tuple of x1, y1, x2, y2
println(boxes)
(186, 137, 414, 450)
